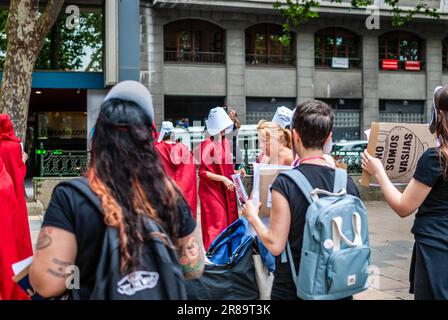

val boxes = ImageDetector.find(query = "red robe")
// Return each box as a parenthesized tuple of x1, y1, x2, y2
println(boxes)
(0, 156, 29, 300)
(198, 137, 238, 250)
(155, 141, 198, 219)
(0, 115, 33, 262)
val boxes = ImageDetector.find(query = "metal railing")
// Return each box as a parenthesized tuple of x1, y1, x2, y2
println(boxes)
(246, 54, 295, 66)
(164, 50, 225, 64)
(315, 57, 362, 68)
(379, 112, 425, 124)
(333, 151, 363, 174)
(39, 146, 88, 177)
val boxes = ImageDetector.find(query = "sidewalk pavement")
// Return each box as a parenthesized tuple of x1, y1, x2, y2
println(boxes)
(29, 201, 415, 300)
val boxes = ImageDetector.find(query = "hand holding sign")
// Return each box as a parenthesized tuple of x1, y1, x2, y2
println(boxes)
(361, 122, 436, 186)
(362, 150, 384, 178)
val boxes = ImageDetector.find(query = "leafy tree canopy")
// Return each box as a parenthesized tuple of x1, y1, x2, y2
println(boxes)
(274, 0, 441, 45)
(0, 8, 103, 72)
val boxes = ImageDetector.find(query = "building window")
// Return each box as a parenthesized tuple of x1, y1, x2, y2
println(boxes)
(245, 24, 295, 66)
(443, 37, 448, 72)
(164, 95, 225, 127)
(379, 31, 424, 71)
(246, 97, 296, 124)
(164, 19, 225, 64)
(315, 28, 361, 69)
(379, 100, 425, 123)
(319, 99, 362, 141)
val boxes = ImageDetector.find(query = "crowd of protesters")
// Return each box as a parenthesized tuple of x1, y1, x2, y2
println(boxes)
(1, 81, 448, 300)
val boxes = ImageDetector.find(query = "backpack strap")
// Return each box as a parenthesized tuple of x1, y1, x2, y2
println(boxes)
(56, 178, 105, 300)
(280, 169, 315, 204)
(279, 169, 313, 285)
(285, 241, 299, 287)
(333, 168, 348, 193)
(59, 178, 103, 213)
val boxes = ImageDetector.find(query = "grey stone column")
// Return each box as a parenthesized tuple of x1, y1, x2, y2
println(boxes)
(362, 34, 379, 131)
(426, 37, 443, 122)
(296, 29, 315, 105)
(140, 7, 165, 128)
(226, 28, 246, 124)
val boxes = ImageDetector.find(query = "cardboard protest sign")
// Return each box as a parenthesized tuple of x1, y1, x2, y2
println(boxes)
(256, 165, 292, 217)
(361, 122, 436, 186)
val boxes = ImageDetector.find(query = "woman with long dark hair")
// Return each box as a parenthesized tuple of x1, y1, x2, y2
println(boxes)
(29, 81, 204, 299)
(362, 85, 448, 299)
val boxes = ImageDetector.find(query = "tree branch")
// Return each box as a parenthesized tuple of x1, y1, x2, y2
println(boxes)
(36, 0, 65, 39)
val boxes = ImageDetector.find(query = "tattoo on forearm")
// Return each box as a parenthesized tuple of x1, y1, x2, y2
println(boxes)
(178, 231, 205, 278)
(52, 258, 71, 267)
(47, 268, 68, 279)
(36, 228, 53, 251)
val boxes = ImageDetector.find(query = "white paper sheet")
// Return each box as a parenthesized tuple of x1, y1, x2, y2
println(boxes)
(12, 256, 33, 275)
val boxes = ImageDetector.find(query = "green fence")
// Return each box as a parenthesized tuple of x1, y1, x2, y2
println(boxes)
(38, 145, 88, 177)
(37, 144, 363, 177)
(333, 150, 363, 174)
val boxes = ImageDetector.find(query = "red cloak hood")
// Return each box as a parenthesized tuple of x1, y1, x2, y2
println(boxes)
(0, 154, 29, 300)
(0, 115, 33, 263)
(0, 114, 21, 143)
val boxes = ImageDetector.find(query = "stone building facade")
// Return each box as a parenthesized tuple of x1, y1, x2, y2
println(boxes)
(140, 0, 448, 141)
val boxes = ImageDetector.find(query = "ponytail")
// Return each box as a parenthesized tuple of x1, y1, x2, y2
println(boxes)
(436, 111, 448, 180)
(282, 128, 292, 149)
(434, 86, 448, 180)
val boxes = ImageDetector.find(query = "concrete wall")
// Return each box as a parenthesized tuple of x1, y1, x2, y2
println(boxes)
(426, 37, 444, 121)
(140, 5, 448, 131)
(314, 69, 363, 99)
(245, 67, 296, 97)
(163, 65, 226, 96)
(34, 177, 76, 210)
(442, 74, 448, 84)
(296, 29, 315, 104)
(226, 27, 247, 122)
(141, 6, 165, 127)
(362, 34, 380, 131)
(378, 72, 426, 100)
(87, 89, 108, 149)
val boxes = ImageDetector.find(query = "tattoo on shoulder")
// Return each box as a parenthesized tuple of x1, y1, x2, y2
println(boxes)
(36, 228, 53, 251)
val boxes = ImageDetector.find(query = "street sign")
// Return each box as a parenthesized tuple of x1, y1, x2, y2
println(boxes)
(332, 57, 349, 69)
(381, 59, 399, 70)
(405, 61, 421, 71)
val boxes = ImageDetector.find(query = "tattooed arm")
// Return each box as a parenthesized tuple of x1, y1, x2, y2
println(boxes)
(176, 227, 205, 280)
(29, 227, 77, 298)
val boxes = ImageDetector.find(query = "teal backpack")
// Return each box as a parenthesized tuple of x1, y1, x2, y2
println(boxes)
(280, 168, 371, 300)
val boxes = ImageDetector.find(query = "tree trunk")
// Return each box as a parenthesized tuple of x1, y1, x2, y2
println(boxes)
(0, 0, 64, 140)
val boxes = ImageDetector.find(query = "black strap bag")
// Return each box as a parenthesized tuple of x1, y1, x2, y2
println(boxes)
(60, 178, 187, 300)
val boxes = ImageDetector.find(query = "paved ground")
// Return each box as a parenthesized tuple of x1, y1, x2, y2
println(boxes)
(354, 202, 414, 300)
(29, 201, 415, 300)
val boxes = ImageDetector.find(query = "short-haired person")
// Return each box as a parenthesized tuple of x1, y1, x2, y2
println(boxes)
(362, 85, 448, 300)
(243, 100, 360, 300)
(29, 81, 204, 299)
